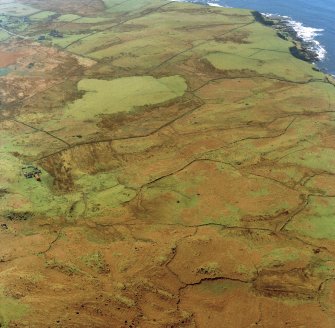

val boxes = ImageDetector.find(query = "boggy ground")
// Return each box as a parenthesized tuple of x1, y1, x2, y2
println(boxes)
(0, 0, 335, 327)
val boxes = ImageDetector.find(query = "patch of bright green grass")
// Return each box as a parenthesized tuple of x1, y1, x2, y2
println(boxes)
(103, 0, 164, 13)
(199, 280, 239, 295)
(65, 75, 187, 120)
(205, 50, 321, 82)
(0, 287, 28, 328)
(199, 22, 324, 82)
(86, 184, 136, 215)
(248, 188, 269, 197)
(261, 247, 301, 267)
(279, 146, 335, 174)
(0, 151, 79, 218)
(66, 30, 119, 55)
(75, 17, 111, 24)
(50, 33, 90, 48)
(75, 172, 119, 191)
(29, 11, 56, 21)
(56, 14, 81, 22)
(312, 259, 335, 276)
(286, 196, 335, 240)
(73, 162, 139, 215)
(0, 30, 10, 41)
(202, 203, 242, 226)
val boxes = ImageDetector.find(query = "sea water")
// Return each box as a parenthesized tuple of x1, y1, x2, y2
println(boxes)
(178, 0, 335, 75)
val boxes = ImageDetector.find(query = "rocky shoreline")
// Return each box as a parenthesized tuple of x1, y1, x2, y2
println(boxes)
(252, 11, 323, 67)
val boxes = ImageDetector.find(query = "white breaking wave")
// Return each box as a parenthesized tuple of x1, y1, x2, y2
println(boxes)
(207, 0, 231, 8)
(171, 0, 230, 8)
(207, 2, 223, 7)
(287, 19, 326, 60)
(263, 13, 327, 61)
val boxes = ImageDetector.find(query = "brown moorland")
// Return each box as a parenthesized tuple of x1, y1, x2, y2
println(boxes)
(0, 0, 334, 327)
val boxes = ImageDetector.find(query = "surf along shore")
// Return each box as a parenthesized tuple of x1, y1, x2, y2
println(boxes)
(252, 11, 325, 66)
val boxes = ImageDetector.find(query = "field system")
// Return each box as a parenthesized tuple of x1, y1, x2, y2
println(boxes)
(0, 0, 335, 327)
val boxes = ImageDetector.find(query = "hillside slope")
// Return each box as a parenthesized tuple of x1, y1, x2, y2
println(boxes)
(0, 0, 335, 327)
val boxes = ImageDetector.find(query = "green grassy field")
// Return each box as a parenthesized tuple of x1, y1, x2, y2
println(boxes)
(65, 75, 187, 119)
(29, 11, 56, 21)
